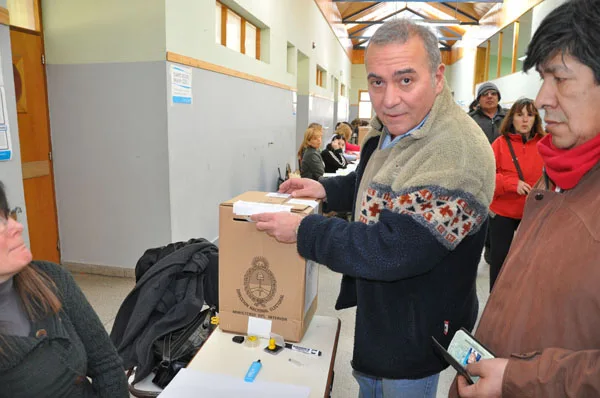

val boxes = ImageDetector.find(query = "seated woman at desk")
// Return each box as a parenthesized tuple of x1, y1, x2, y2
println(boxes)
(336, 123, 360, 154)
(0, 181, 128, 397)
(298, 126, 325, 181)
(321, 134, 348, 173)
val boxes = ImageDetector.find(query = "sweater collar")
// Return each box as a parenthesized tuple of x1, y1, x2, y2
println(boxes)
(0, 276, 14, 298)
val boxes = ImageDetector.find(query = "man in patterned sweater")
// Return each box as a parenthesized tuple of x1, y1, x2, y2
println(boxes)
(252, 19, 494, 397)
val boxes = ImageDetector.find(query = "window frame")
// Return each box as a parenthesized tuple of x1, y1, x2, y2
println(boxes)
(316, 66, 326, 88)
(216, 1, 260, 60)
(358, 90, 372, 120)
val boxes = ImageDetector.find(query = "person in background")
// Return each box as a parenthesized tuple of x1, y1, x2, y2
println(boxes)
(0, 182, 128, 397)
(308, 122, 323, 131)
(451, 0, 600, 396)
(321, 134, 348, 173)
(488, 98, 545, 291)
(252, 19, 494, 397)
(336, 123, 361, 153)
(469, 82, 507, 144)
(350, 118, 362, 140)
(298, 126, 324, 181)
(469, 82, 507, 265)
(335, 121, 352, 131)
(296, 122, 323, 170)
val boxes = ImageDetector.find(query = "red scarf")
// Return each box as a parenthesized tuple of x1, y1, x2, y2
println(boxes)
(537, 133, 600, 189)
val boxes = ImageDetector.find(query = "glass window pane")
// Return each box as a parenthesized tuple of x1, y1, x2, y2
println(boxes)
(488, 35, 498, 81)
(215, 2, 222, 45)
(245, 22, 257, 59)
(358, 102, 372, 119)
(226, 10, 241, 52)
(359, 91, 370, 101)
(501, 25, 514, 77)
(8, 0, 38, 31)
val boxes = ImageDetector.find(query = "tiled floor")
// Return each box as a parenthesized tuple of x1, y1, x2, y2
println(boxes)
(74, 255, 490, 398)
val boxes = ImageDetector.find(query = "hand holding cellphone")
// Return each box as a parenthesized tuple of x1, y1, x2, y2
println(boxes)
(432, 328, 495, 384)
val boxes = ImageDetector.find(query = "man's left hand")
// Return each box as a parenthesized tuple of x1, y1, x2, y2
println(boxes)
(251, 212, 303, 243)
(457, 358, 508, 398)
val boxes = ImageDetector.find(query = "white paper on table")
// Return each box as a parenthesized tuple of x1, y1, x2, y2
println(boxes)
(158, 369, 310, 398)
(233, 201, 292, 216)
(247, 316, 272, 338)
(266, 192, 291, 198)
(286, 199, 318, 208)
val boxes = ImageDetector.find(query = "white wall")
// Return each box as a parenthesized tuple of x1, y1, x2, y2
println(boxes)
(478, 72, 541, 107)
(166, 66, 297, 243)
(445, 47, 476, 110)
(47, 63, 172, 268)
(350, 64, 367, 107)
(531, 0, 568, 34)
(43, 0, 172, 268)
(42, 0, 166, 64)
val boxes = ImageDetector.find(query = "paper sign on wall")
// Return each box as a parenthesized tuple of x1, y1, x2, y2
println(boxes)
(171, 64, 193, 105)
(0, 88, 12, 161)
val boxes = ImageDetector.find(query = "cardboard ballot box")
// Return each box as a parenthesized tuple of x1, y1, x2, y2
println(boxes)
(218, 191, 320, 342)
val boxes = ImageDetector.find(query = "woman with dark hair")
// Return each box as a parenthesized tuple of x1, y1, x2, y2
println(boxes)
(321, 134, 348, 173)
(0, 181, 128, 397)
(336, 123, 360, 153)
(488, 98, 545, 290)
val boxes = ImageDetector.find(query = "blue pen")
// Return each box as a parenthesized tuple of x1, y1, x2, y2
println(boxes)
(244, 359, 262, 382)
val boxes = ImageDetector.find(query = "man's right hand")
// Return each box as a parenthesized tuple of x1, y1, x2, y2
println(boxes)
(279, 178, 326, 199)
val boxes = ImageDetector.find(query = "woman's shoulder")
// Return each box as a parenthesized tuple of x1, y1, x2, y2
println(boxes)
(30, 261, 74, 287)
(304, 147, 321, 158)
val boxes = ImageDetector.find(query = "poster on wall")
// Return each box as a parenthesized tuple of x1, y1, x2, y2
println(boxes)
(0, 87, 12, 161)
(171, 64, 193, 105)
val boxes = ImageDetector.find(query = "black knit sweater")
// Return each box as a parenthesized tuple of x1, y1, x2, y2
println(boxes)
(0, 261, 128, 397)
(321, 144, 348, 173)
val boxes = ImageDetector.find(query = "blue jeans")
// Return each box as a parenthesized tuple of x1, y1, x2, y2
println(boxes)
(352, 370, 439, 398)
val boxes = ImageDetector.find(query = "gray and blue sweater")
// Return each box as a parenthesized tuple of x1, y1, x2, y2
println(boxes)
(297, 83, 495, 379)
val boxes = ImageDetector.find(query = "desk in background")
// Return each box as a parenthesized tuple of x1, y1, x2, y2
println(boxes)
(322, 162, 357, 178)
(186, 315, 341, 398)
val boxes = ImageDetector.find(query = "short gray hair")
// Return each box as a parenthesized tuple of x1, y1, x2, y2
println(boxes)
(366, 19, 442, 75)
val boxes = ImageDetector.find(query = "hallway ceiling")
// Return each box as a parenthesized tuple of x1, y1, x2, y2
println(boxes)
(333, 1, 500, 50)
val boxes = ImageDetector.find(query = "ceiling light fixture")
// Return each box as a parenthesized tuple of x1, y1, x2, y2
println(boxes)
(415, 19, 462, 27)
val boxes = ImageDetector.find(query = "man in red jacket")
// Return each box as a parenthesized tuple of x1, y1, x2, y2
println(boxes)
(451, 0, 600, 396)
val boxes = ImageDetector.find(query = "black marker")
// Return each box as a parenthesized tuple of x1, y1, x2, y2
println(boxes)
(285, 343, 322, 356)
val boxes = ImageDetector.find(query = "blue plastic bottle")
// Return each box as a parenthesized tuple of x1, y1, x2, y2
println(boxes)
(244, 359, 262, 382)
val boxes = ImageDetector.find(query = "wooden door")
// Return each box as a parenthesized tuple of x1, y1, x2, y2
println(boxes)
(10, 27, 59, 263)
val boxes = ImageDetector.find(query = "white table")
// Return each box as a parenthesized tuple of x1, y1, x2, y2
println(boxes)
(323, 162, 358, 178)
(187, 315, 341, 398)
